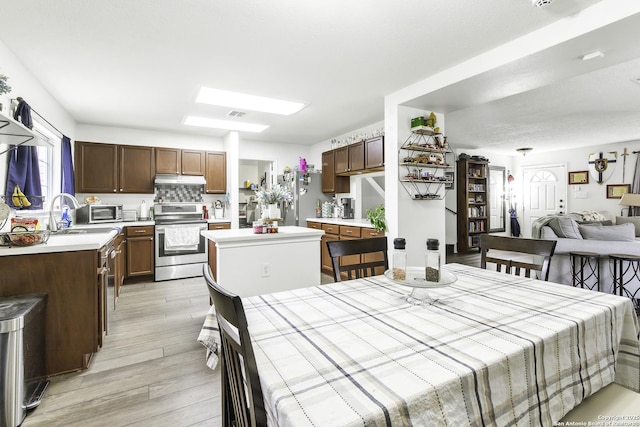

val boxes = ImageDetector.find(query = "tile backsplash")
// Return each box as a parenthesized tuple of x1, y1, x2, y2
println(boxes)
(155, 183, 204, 202)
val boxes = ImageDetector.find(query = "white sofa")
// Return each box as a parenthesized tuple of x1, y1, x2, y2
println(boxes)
(537, 216, 640, 298)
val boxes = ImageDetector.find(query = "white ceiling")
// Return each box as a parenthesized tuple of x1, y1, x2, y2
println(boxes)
(1, 0, 636, 155)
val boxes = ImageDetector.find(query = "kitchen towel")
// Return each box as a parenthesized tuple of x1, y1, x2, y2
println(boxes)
(164, 226, 200, 250)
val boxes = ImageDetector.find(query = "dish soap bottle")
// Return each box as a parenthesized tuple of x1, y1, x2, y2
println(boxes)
(392, 238, 407, 280)
(425, 238, 441, 282)
(61, 205, 72, 229)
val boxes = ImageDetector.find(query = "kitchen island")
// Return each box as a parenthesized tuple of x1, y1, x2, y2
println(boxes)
(202, 226, 324, 297)
(0, 228, 119, 375)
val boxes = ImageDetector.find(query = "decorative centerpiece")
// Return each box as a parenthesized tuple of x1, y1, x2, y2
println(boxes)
(255, 185, 293, 220)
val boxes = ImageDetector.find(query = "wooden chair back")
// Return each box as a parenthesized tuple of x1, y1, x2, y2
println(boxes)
(203, 265, 266, 427)
(479, 234, 557, 281)
(326, 236, 389, 282)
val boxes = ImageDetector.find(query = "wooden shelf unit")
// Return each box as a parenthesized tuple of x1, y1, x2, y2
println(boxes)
(456, 158, 490, 253)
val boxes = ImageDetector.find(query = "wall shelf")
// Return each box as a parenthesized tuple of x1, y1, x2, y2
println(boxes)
(398, 130, 453, 200)
(0, 110, 52, 150)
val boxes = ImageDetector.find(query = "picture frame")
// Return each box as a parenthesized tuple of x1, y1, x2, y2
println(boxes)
(568, 171, 589, 185)
(606, 184, 631, 199)
(444, 171, 454, 189)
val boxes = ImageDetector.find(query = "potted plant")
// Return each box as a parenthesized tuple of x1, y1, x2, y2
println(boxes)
(366, 204, 386, 232)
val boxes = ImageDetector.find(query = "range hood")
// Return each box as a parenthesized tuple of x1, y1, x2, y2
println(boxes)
(154, 174, 206, 185)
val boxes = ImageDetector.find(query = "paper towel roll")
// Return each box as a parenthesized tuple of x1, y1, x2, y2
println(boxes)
(140, 200, 149, 219)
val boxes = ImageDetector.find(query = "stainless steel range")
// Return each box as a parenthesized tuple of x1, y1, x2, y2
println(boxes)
(153, 203, 207, 281)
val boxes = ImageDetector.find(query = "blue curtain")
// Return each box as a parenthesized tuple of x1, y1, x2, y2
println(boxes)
(5, 145, 42, 209)
(61, 136, 75, 195)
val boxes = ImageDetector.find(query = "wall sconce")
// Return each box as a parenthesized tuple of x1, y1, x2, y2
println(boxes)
(618, 193, 640, 216)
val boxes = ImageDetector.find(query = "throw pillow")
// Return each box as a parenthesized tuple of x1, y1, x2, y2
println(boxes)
(615, 216, 640, 237)
(578, 223, 636, 241)
(548, 217, 583, 239)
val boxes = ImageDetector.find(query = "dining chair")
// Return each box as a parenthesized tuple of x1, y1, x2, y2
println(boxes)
(203, 265, 266, 427)
(479, 234, 557, 281)
(326, 236, 389, 282)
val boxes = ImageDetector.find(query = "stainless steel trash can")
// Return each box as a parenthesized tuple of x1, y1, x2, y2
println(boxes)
(0, 294, 48, 427)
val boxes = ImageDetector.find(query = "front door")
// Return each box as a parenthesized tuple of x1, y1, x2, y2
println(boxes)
(521, 164, 567, 237)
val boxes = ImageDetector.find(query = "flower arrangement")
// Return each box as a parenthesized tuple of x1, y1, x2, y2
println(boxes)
(0, 72, 11, 95)
(255, 185, 293, 205)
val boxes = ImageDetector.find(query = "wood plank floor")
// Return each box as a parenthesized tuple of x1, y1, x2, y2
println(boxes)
(23, 255, 481, 427)
(23, 278, 221, 427)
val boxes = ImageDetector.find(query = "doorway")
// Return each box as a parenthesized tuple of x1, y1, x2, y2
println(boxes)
(489, 166, 506, 233)
(521, 164, 567, 237)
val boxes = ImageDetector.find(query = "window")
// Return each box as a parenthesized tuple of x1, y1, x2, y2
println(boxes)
(32, 121, 57, 209)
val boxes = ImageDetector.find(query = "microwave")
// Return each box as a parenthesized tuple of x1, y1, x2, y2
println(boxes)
(75, 204, 123, 224)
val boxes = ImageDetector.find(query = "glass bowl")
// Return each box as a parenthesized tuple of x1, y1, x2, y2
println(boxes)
(8, 230, 50, 246)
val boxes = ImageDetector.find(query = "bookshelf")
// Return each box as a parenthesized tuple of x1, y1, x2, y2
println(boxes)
(456, 157, 490, 253)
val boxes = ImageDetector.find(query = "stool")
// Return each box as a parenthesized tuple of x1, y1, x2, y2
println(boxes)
(570, 251, 600, 291)
(609, 254, 640, 316)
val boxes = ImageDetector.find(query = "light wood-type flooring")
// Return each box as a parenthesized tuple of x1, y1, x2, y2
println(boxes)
(22, 277, 221, 427)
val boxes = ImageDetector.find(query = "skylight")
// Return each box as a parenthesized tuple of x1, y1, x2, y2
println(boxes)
(184, 116, 268, 133)
(196, 87, 305, 116)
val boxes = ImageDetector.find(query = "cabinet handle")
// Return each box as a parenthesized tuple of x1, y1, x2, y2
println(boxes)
(370, 232, 378, 236)
(345, 230, 352, 234)
(113, 189, 116, 193)
(134, 230, 146, 233)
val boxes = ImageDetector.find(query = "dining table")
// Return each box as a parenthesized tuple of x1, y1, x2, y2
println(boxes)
(198, 263, 640, 426)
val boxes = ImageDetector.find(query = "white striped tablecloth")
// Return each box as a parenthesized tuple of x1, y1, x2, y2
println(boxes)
(233, 263, 640, 426)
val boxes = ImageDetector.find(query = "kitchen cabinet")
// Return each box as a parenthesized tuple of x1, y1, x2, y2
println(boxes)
(398, 130, 452, 200)
(119, 145, 155, 193)
(126, 226, 154, 277)
(321, 150, 350, 194)
(113, 230, 126, 306)
(182, 149, 206, 175)
(155, 148, 206, 176)
(365, 136, 384, 170)
(335, 142, 364, 175)
(207, 222, 231, 282)
(0, 249, 105, 375)
(155, 147, 181, 174)
(74, 141, 154, 194)
(456, 158, 490, 253)
(75, 141, 119, 193)
(205, 151, 227, 194)
(314, 222, 385, 278)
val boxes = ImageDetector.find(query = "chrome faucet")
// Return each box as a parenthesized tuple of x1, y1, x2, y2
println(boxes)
(48, 193, 81, 231)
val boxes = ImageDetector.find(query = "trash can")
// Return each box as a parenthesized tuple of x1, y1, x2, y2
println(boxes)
(0, 294, 48, 427)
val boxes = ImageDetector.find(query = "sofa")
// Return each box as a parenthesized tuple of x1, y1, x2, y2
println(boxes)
(535, 214, 640, 299)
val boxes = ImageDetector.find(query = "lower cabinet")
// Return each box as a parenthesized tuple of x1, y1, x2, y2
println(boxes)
(113, 230, 126, 305)
(208, 222, 231, 281)
(126, 226, 154, 277)
(309, 221, 385, 279)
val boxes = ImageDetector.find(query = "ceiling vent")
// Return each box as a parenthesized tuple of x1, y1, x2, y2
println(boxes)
(531, 0, 554, 7)
(227, 110, 246, 118)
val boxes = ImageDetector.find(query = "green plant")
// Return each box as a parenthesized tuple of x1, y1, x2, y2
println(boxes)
(366, 204, 386, 232)
(0, 72, 11, 95)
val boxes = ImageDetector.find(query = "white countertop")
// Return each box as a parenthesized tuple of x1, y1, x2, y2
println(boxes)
(0, 229, 118, 256)
(202, 226, 324, 245)
(305, 217, 376, 228)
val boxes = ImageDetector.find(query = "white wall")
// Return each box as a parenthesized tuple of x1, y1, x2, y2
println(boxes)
(240, 139, 312, 177)
(1, 39, 76, 198)
(511, 140, 640, 220)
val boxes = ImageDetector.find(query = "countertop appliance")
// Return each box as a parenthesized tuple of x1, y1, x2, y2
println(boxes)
(75, 204, 123, 224)
(341, 198, 354, 219)
(277, 171, 332, 226)
(153, 202, 207, 281)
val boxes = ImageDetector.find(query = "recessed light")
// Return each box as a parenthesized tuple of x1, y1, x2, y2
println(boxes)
(581, 51, 604, 61)
(196, 87, 305, 116)
(184, 116, 268, 133)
